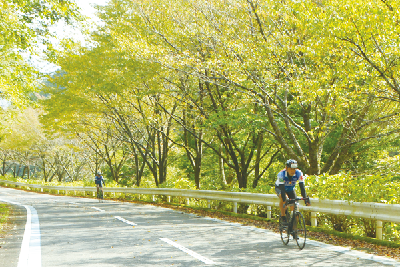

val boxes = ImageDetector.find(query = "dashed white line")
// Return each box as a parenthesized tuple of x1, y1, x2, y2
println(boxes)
(91, 207, 105, 212)
(160, 238, 216, 265)
(114, 216, 137, 226)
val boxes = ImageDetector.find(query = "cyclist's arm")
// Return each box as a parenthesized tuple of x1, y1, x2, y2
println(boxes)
(299, 182, 311, 205)
(299, 182, 307, 199)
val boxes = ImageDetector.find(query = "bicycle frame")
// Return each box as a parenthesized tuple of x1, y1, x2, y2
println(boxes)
(97, 185, 104, 202)
(280, 197, 308, 249)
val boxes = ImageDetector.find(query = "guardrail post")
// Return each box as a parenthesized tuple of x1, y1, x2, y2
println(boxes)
(186, 198, 190, 205)
(376, 220, 383, 240)
(207, 200, 211, 209)
(153, 195, 156, 202)
(311, 212, 318, 227)
(267, 206, 271, 219)
(233, 202, 237, 213)
(167, 196, 171, 203)
(41, 188, 43, 192)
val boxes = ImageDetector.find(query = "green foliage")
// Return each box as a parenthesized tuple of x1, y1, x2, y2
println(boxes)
(160, 176, 197, 190)
(307, 172, 400, 204)
(305, 171, 400, 240)
(0, 0, 80, 107)
(0, 108, 45, 150)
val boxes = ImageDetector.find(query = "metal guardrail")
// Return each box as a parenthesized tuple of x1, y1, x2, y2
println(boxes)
(1, 179, 399, 239)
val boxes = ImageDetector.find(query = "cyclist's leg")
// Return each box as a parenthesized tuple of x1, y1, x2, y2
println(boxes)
(287, 190, 297, 235)
(96, 184, 100, 196)
(287, 190, 296, 212)
(275, 186, 287, 217)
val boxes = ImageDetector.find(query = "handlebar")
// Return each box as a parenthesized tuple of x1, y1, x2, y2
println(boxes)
(286, 197, 309, 204)
(283, 197, 310, 208)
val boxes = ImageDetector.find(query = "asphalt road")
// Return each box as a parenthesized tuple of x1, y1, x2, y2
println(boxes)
(0, 187, 399, 267)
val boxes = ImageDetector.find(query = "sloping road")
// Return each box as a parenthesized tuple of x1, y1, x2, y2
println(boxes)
(0, 187, 399, 267)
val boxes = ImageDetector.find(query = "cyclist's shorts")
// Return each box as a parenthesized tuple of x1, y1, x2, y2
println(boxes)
(95, 181, 103, 187)
(275, 186, 296, 199)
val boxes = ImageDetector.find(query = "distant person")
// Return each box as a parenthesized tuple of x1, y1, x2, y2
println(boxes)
(95, 171, 105, 196)
(275, 159, 310, 224)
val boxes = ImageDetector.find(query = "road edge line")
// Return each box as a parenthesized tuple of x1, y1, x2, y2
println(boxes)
(0, 198, 41, 267)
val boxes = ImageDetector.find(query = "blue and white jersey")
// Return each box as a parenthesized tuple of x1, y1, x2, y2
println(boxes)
(95, 175, 104, 186)
(275, 169, 305, 192)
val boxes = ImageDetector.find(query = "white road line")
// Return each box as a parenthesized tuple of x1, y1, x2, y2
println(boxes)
(91, 207, 105, 212)
(0, 198, 41, 267)
(114, 216, 137, 226)
(203, 217, 400, 267)
(160, 238, 216, 265)
(27, 206, 41, 267)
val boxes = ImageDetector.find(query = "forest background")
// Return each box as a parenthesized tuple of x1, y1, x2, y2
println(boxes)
(1, 0, 400, 241)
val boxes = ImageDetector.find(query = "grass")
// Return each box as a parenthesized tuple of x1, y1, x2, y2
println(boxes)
(0, 203, 10, 237)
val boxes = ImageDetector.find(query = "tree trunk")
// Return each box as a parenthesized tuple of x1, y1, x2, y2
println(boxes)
(219, 144, 228, 184)
(252, 133, 263, 188)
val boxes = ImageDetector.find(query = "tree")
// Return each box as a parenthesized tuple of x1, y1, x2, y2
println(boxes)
(324, 0, 400, 101)
(0, 108, 46, 178)
(41, 0, 400, 191)
(115, 0, 400, 175)
(0, 0, 80, 106)
(76, 118, 129, 183)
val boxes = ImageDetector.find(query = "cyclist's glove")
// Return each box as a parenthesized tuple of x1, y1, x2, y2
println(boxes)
(304, 198, 310, 205)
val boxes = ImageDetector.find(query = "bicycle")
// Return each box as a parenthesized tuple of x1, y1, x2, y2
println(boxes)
(279, 197, 309, 249)
(96, 187, 104, 203)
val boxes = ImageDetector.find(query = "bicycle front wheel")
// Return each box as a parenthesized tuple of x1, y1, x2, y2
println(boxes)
(295, 212, 306, 249)
(279, 210, 290, 245)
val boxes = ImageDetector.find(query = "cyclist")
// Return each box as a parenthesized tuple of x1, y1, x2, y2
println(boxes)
(275, 159, 310, 227)
(95, 171, 105, 197)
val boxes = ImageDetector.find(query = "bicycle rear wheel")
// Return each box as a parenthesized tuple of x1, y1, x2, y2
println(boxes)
(98, 190, 103, 203)
(295, 211, 306, 249)
(279, 209, 290, 245)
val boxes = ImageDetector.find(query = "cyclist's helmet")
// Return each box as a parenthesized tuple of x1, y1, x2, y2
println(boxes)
(286, 159, 298, 169)
(97, 171, 102, 175)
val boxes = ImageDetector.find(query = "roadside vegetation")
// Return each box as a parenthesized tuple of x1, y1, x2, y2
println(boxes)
(0, 203, 11, 238)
